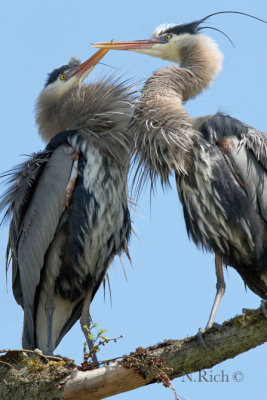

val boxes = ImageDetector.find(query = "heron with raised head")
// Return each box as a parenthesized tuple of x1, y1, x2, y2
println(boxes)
(94, 12, 267, 329)
(1, 48, 135, 356)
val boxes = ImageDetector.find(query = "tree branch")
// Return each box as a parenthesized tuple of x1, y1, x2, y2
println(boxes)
(1, 307, 266, 400)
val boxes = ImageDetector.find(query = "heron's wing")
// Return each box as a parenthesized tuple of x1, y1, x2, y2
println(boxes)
(1, 137, 74, 348)
(17, 145, 73, 301)
(0, 131, 75, 305)
(243, 127, 267, 170)
(1, 150, 53, 305)
(201, 113, 267, 221)
(233, 127, 267, 221)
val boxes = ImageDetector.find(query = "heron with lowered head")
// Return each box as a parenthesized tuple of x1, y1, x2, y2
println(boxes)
(1, 47, 135, 357)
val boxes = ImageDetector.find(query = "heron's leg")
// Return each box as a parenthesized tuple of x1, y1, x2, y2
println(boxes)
(197, 254, 225, 349)
(80, 288, 98, 365)
(206, 253, 225, 329)
(45, 284, 56, 356)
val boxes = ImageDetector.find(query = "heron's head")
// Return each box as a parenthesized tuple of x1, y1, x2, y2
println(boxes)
(92, 11, 265, 64)
(92, 19, 220, 64)
(37, 49, 108, 106)
(35, 48, 108, 141)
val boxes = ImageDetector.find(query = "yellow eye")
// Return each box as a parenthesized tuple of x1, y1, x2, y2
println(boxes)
(60, 74, 67, 80)
(165, 34, 171, 41)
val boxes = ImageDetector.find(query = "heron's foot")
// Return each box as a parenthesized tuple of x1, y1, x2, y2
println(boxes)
(261, 300, 267, 318)
(197, 328, 207, 350)
(34, 348, 44, 355)
(197, 322, 222, 350)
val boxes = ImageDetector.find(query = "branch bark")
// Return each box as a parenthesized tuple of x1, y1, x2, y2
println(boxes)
(1, 307, 266, 400)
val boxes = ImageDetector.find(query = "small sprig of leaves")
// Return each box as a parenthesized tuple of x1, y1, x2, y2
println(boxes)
(81, 323, 123, 371)
(121, 347, 179, 400)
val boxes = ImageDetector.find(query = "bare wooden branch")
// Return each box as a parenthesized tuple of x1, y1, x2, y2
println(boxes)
(63, 364, 146, 400)
(63, 307, 267, 399)
(1, 307, 266, 400)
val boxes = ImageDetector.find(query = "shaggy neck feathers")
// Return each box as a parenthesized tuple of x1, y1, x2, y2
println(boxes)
(179, 34, 223, 101)
(35, 80, 135, 162)
(133, 34, 222, 185)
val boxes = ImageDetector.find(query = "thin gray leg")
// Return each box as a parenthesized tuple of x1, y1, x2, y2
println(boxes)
(45, 285, 55, 355)
(80, 288, 98, 365)
(206, 253, 226, 329)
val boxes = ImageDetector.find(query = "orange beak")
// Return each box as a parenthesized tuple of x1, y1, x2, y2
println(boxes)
(92, 39, 161, 51)
(69, 48, 109, 79)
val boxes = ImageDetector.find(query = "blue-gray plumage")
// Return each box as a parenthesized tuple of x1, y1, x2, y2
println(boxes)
(1, 48, 135, 355)
(178, 114, 267, 300)
(94, 13, 267, 327)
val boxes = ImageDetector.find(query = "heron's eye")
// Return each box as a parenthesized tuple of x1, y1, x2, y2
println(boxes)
(165, 34, 171, 41)
(60, 74, 67, 80)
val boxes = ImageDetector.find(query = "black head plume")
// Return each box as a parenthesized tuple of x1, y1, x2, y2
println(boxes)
(159, 11, 266, 47)
(164, 21, 201, 36)
(197, 10, 267, 26)
(197, 11, 266, 46)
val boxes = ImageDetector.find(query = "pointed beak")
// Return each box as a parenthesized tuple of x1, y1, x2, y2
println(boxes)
(92, 39, 161, 51)
(69, 48, 109, 81)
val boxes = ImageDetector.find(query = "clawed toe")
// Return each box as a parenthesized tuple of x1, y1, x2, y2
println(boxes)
(197, 321, 222, 350)
(197, 328, 207, 350)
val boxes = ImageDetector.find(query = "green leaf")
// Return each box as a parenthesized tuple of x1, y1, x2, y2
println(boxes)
(97, 329, 107, 337)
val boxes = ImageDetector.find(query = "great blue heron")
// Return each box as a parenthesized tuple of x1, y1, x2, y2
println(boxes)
(0, 48, 135, 356)
(94, 12, 267, 329)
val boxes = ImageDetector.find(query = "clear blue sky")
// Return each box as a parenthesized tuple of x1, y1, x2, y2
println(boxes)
(0, 1, 266, 399)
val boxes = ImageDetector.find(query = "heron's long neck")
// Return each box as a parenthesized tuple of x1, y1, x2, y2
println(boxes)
(36, 82, 134, 163)
(178, 34, 223, 101)
(133, 34, 222, 184)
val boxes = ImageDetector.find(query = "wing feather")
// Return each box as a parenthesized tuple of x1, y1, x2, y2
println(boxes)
(17, 145, 73, 308)
(1, 141, 74, 348)
(229, 134, 267, 221)
(201, 113, 267, 222)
